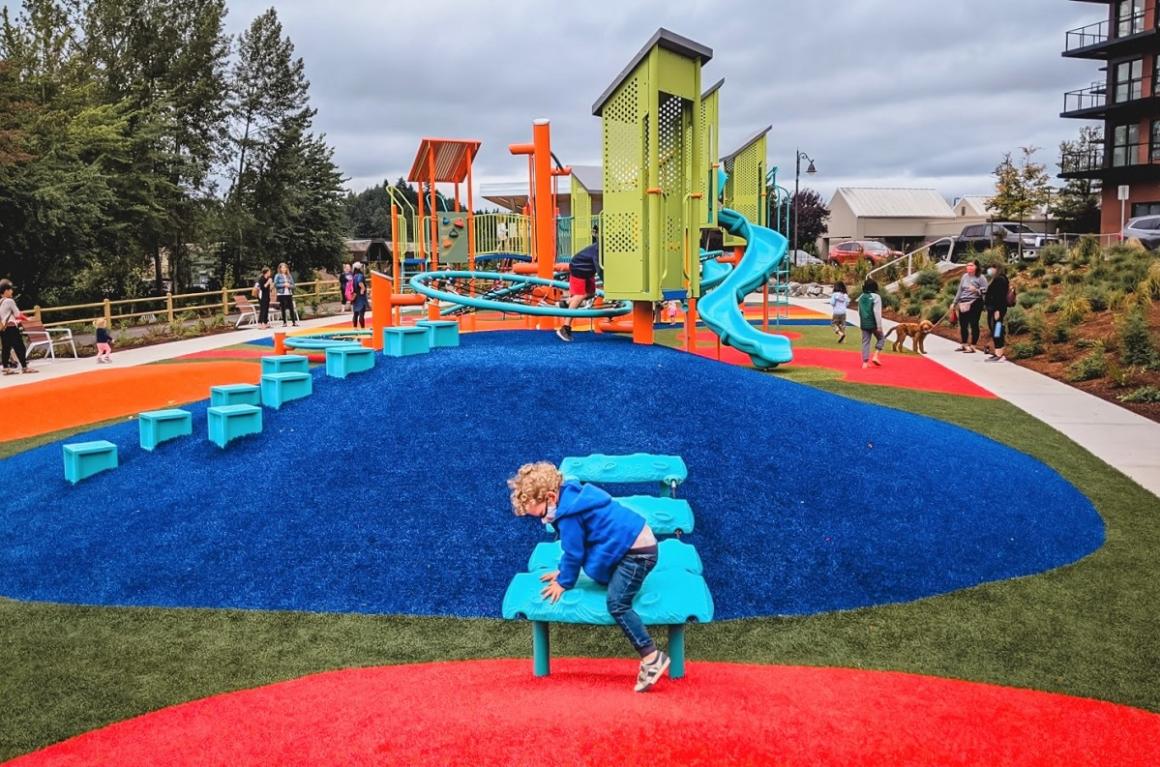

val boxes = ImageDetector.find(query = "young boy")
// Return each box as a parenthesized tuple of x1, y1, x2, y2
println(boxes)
(508, 461, 669, 692)
(830, 281, 849, 343)
(556, 239, 601, 343)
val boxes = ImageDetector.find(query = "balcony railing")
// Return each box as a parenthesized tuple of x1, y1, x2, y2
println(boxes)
(1061, 147, 1105, 175)
(1063, 82, 1106, 113)
(1065, 18, 1109, 51)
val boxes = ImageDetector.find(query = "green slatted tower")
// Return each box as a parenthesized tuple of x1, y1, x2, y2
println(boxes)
(699, 78, 724, 234)
(592, 29, 712, 340)
(571, 175, 594, 255)
(721, 126, 771, 249)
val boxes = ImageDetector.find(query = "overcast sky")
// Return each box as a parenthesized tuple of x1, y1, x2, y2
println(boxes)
(227, 0, 1097, 203)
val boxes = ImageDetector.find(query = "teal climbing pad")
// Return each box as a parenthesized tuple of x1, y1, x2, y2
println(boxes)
(501, 568, 714, 625)
(559, 453, 688, 488)
(526, 538, 703, 577)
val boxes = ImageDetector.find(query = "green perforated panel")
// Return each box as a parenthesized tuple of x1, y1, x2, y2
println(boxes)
(723, 134, 767, 246)
(570, 176, 593, 255)
(601, 73, 648, 297)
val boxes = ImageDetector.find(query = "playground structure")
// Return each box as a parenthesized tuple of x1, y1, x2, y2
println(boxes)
(367, 28, 794, 366)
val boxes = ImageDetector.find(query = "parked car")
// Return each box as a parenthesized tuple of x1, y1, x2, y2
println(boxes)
(950, 222, 1059, 261)
(826, 240, 902, 267)
(1122, 215, 1160, 250)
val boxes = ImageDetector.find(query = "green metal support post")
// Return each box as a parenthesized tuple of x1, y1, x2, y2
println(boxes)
(532, 621, 551, 677)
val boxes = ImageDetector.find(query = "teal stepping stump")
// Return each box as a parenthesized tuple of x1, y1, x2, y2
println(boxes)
(210, 383, 260, 407)
(560, 453, 689, 496)
(382, 327, 430, 357)
(325, 344, 375, 379)
(416, 320, 460, 348)
(260, 372, 312, 409)
(501, 568, 714, 678)
(62, 440, 118, 484)
(138, 409, 192, 451)
(617, 496, 695, 536)
(527, 538, 703, 576)
(207, 404, 262, 448)
(260, 355, 309, 375)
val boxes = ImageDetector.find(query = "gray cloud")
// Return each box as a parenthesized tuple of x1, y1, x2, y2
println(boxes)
(222, 0, 1099, 201)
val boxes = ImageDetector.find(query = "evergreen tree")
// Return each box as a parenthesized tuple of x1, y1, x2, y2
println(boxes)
(1051, 127, 1101, 234)
(988, 146, 1052, 223)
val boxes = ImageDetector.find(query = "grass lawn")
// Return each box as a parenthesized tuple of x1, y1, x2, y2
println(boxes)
(2, 338, 1159, 760)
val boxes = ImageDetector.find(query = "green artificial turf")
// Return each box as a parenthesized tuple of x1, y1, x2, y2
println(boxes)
(2, 342, 1160, 759)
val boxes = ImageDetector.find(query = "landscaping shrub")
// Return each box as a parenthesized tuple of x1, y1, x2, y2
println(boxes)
(913, 268, 941, 289)
(1017, 289, 1048, 309)
(1085, 286, 1109, 312)
(1057, 291, 1091, 325)
(1106, 288, 1127, 311)
(1139, 261, 1160, 304)
(1045, 299, 1061, 314)
(881, 292, 901, 311)
(1118, 386, 1160, 404)
(1065, 271, 1085, 285)
(918, 288, 938, 301)
(1003, 305, 1028, 335)
(1105, 361, 1138, 388)
(1039, 243, 1068, 265)
(925, 300, 951, 324)
(1073, 236, 1101, 266)
(1009, 341, 1043, 359)
(1050, 273, 1062, 285)
(1066, 348, 1107, 381)
(1030, 264, 1047, 278)
(1119, 309, 1158, 367)
(1051, 323, 1072, 344)
(1027, 309, 1048, 344)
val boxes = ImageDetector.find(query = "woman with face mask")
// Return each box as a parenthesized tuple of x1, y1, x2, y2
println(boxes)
(983, 262, 1010, 362)
(953, 260, 989, 353)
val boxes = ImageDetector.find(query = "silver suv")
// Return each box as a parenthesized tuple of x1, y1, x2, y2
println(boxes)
(1122, 215, 1160, 250)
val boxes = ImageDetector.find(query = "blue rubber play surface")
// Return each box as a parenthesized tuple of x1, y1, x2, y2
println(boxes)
(0, 331, 1103, 619)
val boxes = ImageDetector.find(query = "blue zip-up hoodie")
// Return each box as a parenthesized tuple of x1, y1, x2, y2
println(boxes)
(553, 480, 645, 589)
(569, 244, 602, 279)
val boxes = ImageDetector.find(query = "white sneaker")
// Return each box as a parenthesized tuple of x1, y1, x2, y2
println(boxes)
(634, 651, 671, 693)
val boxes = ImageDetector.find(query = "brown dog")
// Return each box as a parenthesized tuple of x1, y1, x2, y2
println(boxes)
(885, 320, 933, 354)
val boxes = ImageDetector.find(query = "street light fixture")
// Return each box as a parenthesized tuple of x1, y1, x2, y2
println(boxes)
(794, 148, 817, 266)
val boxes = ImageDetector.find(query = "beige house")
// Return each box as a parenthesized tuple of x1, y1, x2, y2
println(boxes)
(954, 194, 1055, 233)
(824, 187, 960, 252)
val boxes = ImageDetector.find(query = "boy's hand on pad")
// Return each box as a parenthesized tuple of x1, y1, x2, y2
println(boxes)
(540, 580, 564, 603)
(538, 570, 559, 583)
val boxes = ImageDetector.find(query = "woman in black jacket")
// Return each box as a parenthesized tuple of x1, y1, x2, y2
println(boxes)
(984, 262, 1010, 362)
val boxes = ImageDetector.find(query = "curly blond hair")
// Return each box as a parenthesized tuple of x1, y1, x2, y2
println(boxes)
(507, 461, 562, 516)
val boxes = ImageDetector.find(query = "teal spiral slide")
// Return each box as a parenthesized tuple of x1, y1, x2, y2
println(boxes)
(697, 208, 793, 369)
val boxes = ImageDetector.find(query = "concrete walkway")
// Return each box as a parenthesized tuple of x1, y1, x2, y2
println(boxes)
(0, 314, 356, 390)
(789, 296, 1160, 501)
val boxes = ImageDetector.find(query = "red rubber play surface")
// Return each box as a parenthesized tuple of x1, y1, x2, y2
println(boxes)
(10, 659, 1157, 766)
(689, 332, 995, 398)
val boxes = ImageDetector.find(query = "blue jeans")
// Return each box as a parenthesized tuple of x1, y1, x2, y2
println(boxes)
(605, 551, 658, 657)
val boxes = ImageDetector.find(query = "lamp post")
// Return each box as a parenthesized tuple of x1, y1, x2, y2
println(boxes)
(793, 149, 817, 266)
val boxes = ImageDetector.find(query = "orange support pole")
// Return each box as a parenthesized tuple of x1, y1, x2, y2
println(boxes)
(372, 272, 391, 349)
(416, 182, 425, 267)
(466, 146, 477, 332)
(686, 298, 698, 352)
(274, 332, 286, 355)
(631, 301, 654, 345)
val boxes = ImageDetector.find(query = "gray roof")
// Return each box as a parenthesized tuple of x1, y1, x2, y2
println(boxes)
(721, 125, 772, 164)
(702, 78, 725, 99)
(592, 28, 713, 116)
(570, 165, 603, 194)
(833, 188, 956, 219)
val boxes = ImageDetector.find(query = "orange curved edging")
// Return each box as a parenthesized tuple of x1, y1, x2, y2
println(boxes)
(0, 362, 261, 442)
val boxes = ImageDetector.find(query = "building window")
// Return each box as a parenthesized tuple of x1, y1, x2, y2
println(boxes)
(1114, 59, 1143, 102)
(1112, 123, 1141, 166)
(1131, 202, 1160, 217)
(1153, 120, 1160, 163)
(1117, 0, 1145, 37)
